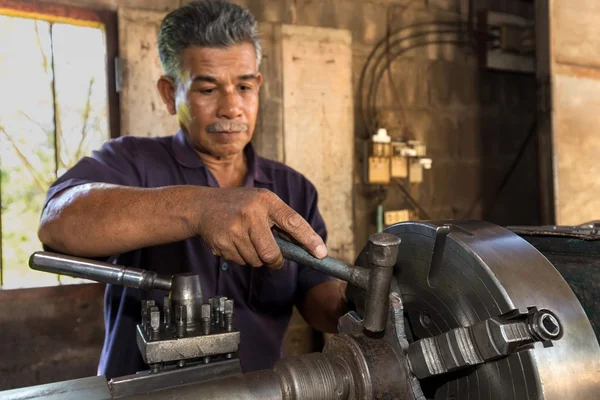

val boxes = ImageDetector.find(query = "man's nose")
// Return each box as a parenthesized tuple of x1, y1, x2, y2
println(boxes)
(217, 91, 243, 120)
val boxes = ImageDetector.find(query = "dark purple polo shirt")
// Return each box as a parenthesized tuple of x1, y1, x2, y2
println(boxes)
(43, 131, 332, 379)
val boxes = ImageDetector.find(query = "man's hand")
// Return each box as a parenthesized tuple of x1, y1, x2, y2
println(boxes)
(190, 187, 327, 269)
(300, 279, 348, 333)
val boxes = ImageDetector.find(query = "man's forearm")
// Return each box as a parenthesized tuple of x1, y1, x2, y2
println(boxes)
(301, 280, 348, 333)
(38, 183, 205, 257)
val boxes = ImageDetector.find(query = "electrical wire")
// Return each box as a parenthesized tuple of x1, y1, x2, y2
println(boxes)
(462, 118, 538, 219)
(367, 38, 475, 130)
(358, 3, 499, 221)
(359, 26, 497, 135)
(357, 21, 466, 132)
(392, 179, 432, 220)
(484, 119, 538, 219)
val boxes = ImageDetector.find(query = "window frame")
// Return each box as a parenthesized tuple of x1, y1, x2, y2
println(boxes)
(0, 0, 120, 287)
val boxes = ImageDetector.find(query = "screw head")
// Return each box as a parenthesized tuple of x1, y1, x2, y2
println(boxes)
(420, 311, 432, 328)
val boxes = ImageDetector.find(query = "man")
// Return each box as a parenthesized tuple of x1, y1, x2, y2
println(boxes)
(38, 0, 346, 379)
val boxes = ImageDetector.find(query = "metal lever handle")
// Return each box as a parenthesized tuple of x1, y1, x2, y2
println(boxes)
(29, 251, 172, 291)
(274, 236, 370, 289)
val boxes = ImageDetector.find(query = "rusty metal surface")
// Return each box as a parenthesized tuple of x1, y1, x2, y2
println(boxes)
(136, 325, 240, 364)
(364, 233, 400, 334)
(274, 353, 342, 400)
(323, 333, 413, 400)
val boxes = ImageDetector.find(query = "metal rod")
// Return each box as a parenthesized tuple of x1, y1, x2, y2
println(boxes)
(275, 236, 369, 289)
(427, 225, 451, 288)
(29, 251, 172, 291)
(117, 370, 283, 400)
(364, 233, 401, 334)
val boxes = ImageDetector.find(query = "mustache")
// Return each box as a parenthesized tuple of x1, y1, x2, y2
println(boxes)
(206, 122, 249, 133)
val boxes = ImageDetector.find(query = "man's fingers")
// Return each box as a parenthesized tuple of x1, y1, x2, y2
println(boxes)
(234, 240, 263, 268)
(268, 201, 327, 259)
(250, 225, 284, 269)
(218, 244, 247, 266)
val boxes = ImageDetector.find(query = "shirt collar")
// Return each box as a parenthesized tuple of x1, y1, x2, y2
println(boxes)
(171, 130, 272, 184)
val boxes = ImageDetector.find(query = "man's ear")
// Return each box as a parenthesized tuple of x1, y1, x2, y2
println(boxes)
(256, 72, 263, 89)
(157, 75, 176, 115)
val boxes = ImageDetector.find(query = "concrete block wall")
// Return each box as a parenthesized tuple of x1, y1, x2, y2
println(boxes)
(227, 0, 538, 251)
(37, 0, 540, 250)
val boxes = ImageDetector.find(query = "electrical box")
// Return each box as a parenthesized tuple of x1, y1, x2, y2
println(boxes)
(365, 131, 432, 185)
(367, 128, 392, 184)
(391, 142, 408, 178)
(480, 10, 535, 73)
(409, 159, 423, 183)
(384, 209, 411, 226)
(368, 157, 390, 184)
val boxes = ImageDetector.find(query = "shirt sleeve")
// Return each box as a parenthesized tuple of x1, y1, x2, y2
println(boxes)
(43, 136, 144, 209)
(294, 181, 335, 308)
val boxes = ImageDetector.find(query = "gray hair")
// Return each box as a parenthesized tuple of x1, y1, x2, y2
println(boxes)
(158, 0, 262, 80)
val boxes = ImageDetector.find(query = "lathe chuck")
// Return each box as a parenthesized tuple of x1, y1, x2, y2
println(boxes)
(349, 220, 600, 400)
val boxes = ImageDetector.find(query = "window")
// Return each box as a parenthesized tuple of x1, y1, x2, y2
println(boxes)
(0, 1, 118, 289)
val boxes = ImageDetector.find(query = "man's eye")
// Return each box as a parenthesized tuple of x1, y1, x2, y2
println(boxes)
(239, 85, 251, 92)
(199, 88, 216, 95)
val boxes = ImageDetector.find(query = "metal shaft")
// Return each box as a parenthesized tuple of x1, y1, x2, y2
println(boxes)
(118, 370, 283, 400)
(363, 233, 401, 334)
(29, 251, 172, 291)
(275, 236, 369, 289)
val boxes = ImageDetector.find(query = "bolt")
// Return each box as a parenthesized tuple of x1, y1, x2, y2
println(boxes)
(163, 297, 171, 327)
(201, 304, 211, 335)
(141, 300, 156, 333)
(219, 297, 227, 329)
(225, 299, 234, 359)
(528, 309, 562, 341)
(150, 363, 161, 374)
(420, 312, 432, 328)
(149, 306, 161, 341)
(201, 303, 212, 365)
(209, 297, 217, 325)
(175, 305, 187, 338)
(177, 360, 186, 368)
(224, 300, 234, 331)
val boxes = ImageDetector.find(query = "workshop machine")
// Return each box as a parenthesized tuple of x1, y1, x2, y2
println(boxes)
(1, 221, 599, 399)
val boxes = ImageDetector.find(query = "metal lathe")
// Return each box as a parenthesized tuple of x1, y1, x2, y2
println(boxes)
(1, 220, 599, 399)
